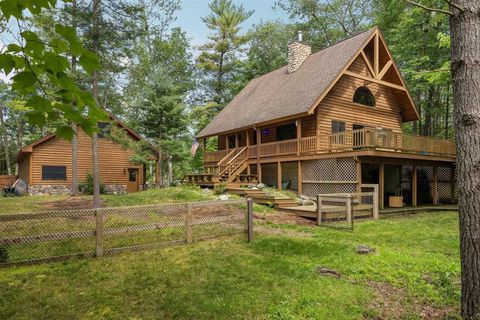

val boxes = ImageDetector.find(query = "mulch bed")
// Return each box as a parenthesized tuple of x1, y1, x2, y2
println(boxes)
(254, 211, 316, 226)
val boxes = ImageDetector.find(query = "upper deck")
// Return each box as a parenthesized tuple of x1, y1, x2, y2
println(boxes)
(204, 128, 456, 165)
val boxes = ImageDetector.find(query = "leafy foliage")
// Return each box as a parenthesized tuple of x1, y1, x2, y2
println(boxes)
(0, 0, 107, 140)
(78, 172, 105, 195)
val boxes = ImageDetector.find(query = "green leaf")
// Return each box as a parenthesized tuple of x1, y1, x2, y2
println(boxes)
(11, 56, 26, 69)
(25, 95, 52, 112)
(56, 125, 75, 141)
(6, 44, 22, 53)
(49, 38, 69, 54)
(21, 31, 45, 56)
(0, 54, 15, 75)
(0, 0, 23, 19)
(55, 24, 83, 56)
(26, 111, 46, 127)
(79, 50, 101, 75)
(43, 52, 70, 75)
(12, 71, 36, 92)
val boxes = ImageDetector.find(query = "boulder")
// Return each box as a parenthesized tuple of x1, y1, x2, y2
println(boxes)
(256, 183, 266, 189)
(356, 244, 375, 254)
(218, 194, 229, 201)
(316, 266, 341, 278)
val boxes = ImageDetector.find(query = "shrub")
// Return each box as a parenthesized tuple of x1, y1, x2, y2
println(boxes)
(79, 173, 106, 195)
(213, 182, 227, 195)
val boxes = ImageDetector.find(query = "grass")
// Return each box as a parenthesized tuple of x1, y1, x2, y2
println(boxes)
(0, 186, 273, 214)
(0, 211, 461, 319)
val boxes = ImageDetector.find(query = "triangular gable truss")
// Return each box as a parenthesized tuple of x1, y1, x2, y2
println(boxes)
(307, 27, 419, 122)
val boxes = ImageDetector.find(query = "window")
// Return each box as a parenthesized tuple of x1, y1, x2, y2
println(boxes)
(97, 122, 111, 138)
(42, 166, 66, 180)
(331, 120, 346, 133)
(276, 123, 296, 141)
(353, 86, 375, 107)
(128, 169, 137, 182)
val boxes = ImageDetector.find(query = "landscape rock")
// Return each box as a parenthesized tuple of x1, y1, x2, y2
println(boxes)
(316, 266, 341, 278)
(356, 244, 375, 254)
(218, 194, 229, 201)
(256, 183, 265, 189)
(248, 184, 256, 189)
(422, 275, 434, 284)
(202, 188, 213, 194)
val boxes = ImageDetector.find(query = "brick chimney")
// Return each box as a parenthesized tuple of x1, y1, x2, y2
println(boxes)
(288, 31, 311, 73)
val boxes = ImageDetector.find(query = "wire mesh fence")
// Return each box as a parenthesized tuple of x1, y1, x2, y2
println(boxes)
(0, 199, 252, 266)
(316, 191, 378, 230)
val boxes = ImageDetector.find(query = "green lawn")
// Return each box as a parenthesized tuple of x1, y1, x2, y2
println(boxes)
(0, 186, 273, 214)
(0, 211, 460, 319)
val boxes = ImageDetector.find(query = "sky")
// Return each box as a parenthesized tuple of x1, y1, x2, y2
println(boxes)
(172, 0, 288, 48)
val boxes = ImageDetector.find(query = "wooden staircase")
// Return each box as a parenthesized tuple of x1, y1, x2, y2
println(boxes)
(184, 147, 257, 187)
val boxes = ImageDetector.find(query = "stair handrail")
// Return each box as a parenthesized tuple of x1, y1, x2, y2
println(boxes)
(217, 148, 237, 166)
(219, 147, 248, 177)
(226, 147, 248, 165)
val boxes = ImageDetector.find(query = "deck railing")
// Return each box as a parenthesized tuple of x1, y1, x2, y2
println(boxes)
(204, 129, 456, 162)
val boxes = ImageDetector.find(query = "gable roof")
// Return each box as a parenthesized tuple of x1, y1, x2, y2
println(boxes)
(16, 114, 159, 161)
(197, 27, 417, 139)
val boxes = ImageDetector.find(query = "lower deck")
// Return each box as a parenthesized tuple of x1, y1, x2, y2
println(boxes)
(247, 151, 457, 210)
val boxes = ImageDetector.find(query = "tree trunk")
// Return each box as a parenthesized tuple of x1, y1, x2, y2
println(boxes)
(167, 156, 173, 187)
(445, 92, 450, 140)
(450, 1, 480, 318)
(0, 106, 11, 175)
(92, 0, 101, 208)
(71, 0, 79, 196)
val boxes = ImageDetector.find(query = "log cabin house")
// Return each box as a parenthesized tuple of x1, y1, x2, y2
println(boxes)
(186, 27, 457, 209)
(16, 115, 159, 195)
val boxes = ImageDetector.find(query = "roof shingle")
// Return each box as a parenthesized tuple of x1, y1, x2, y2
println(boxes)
(197, 28, 376, 138)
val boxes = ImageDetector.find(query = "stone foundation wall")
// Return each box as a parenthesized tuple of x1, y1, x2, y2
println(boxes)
(103, 184, 127, 195)
(28, 185, 71, 196)
(28, 184, 129, 195)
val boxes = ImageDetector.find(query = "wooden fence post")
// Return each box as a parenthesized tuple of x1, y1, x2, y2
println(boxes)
(372, 189, 379, 220)
(247, 198, 253, 242)
(346, 195, 353, 228)
(185, 203, 193, 244)
(316, 195, 322, 225)
(95, 208, 104, 257)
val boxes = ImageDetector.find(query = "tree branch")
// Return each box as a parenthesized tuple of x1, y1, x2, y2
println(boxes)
(406, 0, 454, 16)
(443, 0, 465, 12)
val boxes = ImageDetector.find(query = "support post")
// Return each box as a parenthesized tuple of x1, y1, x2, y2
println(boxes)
(95, 208, 104, 257)
(256, 128, 261, 159)
(296, 119, 301, 155)
(356, 158, 362, 193)
(235, 133, 239, 148)
(258, 163, 262, 183)
(277, 161, 282, 190)
(379, 163, 384, 210)
(373, 187, 379, 220)
(412, 165, 417, 207)
(346, 195, 353, 227)
(432, 166, 438, 205)
(297, 161, 302, 196)
(450, 166, 456, 204)
(316, 195, 322, 225)
(185, 203, 193, 244)
(247, 198, 253, 242)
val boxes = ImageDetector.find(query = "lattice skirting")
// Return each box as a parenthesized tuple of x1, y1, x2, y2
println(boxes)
(301, 158, 357, 198)
(401, 165, 457, 205)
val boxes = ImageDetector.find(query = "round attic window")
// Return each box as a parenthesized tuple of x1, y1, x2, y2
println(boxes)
(353, 86, 375, 107)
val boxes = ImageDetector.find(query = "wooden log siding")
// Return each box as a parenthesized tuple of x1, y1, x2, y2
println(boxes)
(17, 155, 30, 184)
(29, 129, 144, 186)
(317, 75, 403, 137)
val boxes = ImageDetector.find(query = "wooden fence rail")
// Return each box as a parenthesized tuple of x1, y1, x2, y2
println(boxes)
(0, 199, 254, 266)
